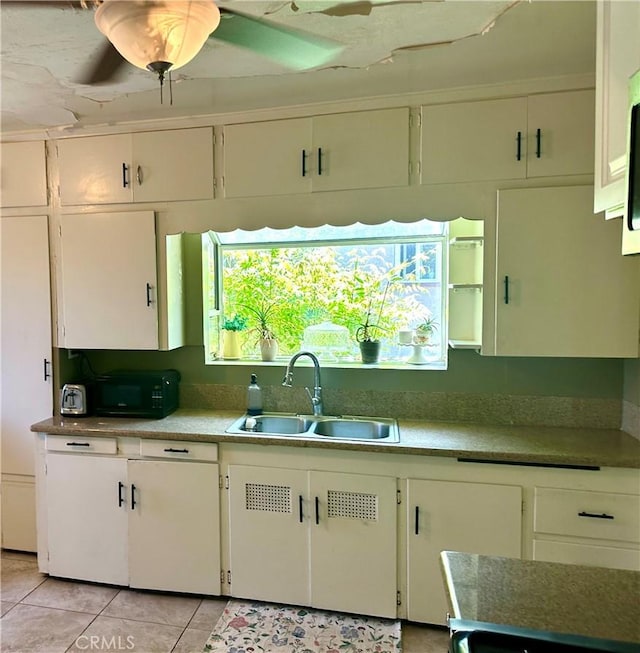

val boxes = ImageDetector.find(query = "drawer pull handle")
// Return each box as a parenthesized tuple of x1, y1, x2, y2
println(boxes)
(301, 149, 307, 177)
(118, 481, 125, 508)
(315, 496, 320, 525)
(578, 511, 614, 520)
(131, 484, 137, 510)
(66, 442, 90, 447)
(299, 495, 304, 523)
(516, 131, 522, 161)
(414, 505, 420, 535)
(163, 447, 189, 453)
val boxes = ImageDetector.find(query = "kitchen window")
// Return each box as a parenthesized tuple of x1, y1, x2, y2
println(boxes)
(202, 220, 449, 368)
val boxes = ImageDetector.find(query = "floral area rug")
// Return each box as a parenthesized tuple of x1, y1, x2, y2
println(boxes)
(203, 600, 402, 653)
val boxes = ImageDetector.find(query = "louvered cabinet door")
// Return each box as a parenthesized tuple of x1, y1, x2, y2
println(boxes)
(227, 465, 310, 606)
(309, 471, 398, 618)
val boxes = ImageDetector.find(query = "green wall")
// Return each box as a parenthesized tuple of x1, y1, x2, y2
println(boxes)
(74, 347, 624, 399)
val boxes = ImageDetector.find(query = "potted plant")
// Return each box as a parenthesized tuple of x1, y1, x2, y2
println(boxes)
(221, 314, 248, 360)
(355, 281, 391, 364)
(414, 316, 438, 344)
(242, 302, 279, 361)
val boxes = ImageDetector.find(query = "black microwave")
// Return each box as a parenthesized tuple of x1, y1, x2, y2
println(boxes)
(94, 369, 180, 419)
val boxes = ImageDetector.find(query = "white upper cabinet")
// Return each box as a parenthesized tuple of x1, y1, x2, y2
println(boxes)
(526, 90, 595, 178)
(492, 185, 640, 357)
(223, 118, 313, 198)
(57, 128, 214, 206)
(60, 211, 160, 349)
(421, 90, 594, 184)
(222, 108, 409, 198)
(422, 97, 527, 184)
(594, 0, 640, 216)
(0, 141, 48, 208)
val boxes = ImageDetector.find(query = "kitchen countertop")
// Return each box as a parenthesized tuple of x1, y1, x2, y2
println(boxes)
(440, 550, 640, 644)
(30, 409, 640, 469)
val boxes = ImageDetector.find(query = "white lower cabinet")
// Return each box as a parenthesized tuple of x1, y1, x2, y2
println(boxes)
(46, 454, 128, 585)
(44, 442, 220, 593)
(533, 487, 640, 571)
(228, 465, 398, 618)
(1, 214, 52, 551)
(406, 479, 522, 625)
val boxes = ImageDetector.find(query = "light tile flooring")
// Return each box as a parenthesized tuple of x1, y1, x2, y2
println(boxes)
(1, 550, 449, 653)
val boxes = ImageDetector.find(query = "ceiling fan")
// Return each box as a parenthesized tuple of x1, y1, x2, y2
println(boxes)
(1, 0, 345, 85)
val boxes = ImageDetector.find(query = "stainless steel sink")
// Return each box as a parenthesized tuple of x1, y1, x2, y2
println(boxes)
(230, 414, 315, 434)
(226, 412, 399, 442)
(311, 417, 395, 440)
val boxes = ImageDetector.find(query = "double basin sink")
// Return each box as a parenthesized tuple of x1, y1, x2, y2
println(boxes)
(226, 412, 400, 442)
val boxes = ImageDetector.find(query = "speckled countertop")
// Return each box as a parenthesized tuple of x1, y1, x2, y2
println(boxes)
(440, 551, 640, 644)
(30, 408, 640, 469)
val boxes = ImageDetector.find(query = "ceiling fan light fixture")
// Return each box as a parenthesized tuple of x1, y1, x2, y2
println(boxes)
(94, 0, 220, 74)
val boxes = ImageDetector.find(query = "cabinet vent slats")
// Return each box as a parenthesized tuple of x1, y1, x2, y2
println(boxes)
(327, 490, 378, 521)
(245, 482, 291, 513)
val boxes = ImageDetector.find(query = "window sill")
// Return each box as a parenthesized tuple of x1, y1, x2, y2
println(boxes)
(206, 358, 448, 371)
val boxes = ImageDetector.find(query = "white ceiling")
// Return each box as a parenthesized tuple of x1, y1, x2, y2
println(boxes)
(0, 0, 596, 135)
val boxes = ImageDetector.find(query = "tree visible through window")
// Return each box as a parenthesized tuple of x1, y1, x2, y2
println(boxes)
(202, 220, 448, 367)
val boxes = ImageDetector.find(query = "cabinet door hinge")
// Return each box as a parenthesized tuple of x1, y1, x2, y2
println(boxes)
(219, 475, 224, 489)
(225, 475, 230, 490)
(522, 500, 526, 515)
(227, 570, 232, 585)
(396, 489, 401, 505)
(396, 591, 402, 606)
(220, 570, 225, 585)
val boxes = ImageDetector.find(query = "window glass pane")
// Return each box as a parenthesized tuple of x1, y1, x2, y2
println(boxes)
(206, 220, 448, 367)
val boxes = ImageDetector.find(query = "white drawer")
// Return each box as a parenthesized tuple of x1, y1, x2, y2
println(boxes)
(534, 539, 640, 571)
(46, 435, 117, 455)
(139, 439, 218, 462)
(534, 487, 640, 544)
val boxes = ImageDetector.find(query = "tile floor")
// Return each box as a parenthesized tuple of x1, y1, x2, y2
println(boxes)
(1, 549, 449, 652)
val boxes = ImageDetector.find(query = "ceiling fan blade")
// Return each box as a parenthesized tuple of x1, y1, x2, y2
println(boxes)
(0, 1, 91, 7)
(212, 9, 344, 71)
(75, 38, 127, 85)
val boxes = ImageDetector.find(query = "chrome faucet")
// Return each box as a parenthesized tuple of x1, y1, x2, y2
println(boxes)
(282, 350, 324, 416)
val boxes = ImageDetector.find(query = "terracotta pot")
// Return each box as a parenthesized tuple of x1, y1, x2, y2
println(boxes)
(359, 339, 381, 364)
(260, 338, 279, 361)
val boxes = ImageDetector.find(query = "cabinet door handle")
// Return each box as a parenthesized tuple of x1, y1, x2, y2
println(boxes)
(315, 496, 320, 525)
(578, 511, 614, 520)
(414, 505, 419, 535)
(122, 163, 129, 188)
(317, 147, 323, 175)
(43, 358, 51, 381)
(535, 128, 541, 158)
(136, 165, 143, 185)
(146, 283, 153, 306)
(131, 484, 137, 510)
(118, 481, 125, 507)
(66, 441, 90, 447)
(299, 495, 304, 523)
(516, 131, 522, 161)
(504, 275, 510, 305)
(163, 447, 189, 453)
(301, 149, 307, 177)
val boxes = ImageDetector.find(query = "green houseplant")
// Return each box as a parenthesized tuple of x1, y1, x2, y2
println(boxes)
(221, 314, 248, 359)
(355, 281, 392, 364)
(414, 316, 438, 344)
(242, 303, 279, 361)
